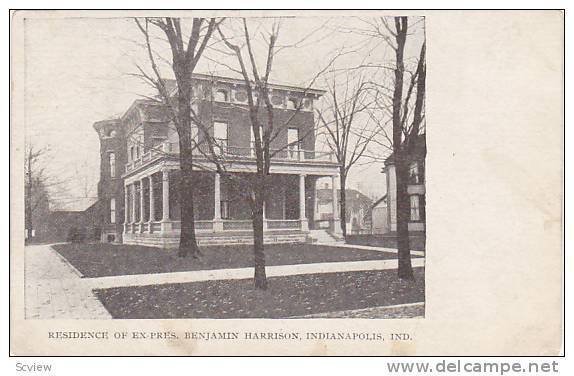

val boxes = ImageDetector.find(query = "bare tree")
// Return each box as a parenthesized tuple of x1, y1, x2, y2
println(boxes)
(134, 17, 219, 258)
(386, 17, 426, 280)
(316, 74, 378, 237)
(24, 141, 51, 241)
(344, 16, 426, 279)
(213, 18, 342, 289)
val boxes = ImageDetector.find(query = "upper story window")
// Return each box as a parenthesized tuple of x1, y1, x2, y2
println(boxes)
(250, 125, 264, 156)
(213, 121, 228, 154)
(288, 128, 301, 159)
(103, 129, 117, 138)
(214, 89, 228, 102)
(220, 200, 230, 219)
(286, 98, 298, 110)
(270, 95, 284, 107)
(109, 152, 116, 178)
(410, 195, 420, 221)
(190, 124, 199, 147)
(110, 198, 116, 224)
(409, 162, 423, 184)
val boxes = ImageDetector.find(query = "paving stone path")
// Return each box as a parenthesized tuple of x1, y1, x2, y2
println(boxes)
(25, 244, 111, 319)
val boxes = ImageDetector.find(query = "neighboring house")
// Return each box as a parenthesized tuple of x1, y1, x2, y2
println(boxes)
(371, 194, 389, 234)
(382, 133, 426, 233)
(29, 197, 100, 243)
(315, 182, 373, 234)
(94, 73, 341, 248)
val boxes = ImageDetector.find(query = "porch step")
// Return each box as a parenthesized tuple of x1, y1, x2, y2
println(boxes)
(308, 230, 344, 244)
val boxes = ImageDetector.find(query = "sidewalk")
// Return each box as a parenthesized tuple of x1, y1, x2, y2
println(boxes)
(25, 244, 111, 319)
(25, 243, 424, 319)
(291, 302, 425, 319)
(315, 242, 426, 257)
(82, 258, 425, 290)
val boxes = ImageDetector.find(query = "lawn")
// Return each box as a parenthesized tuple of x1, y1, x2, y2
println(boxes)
(94, 268, 425, 319)
(51, 242, 419, 278)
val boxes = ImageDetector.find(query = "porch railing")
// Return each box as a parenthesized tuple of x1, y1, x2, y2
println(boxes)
(266, 219, 301, 229)
(125, 141, 335, 173)
(124, 219, 304, 234)
(150, 222, 161, 233)
(222, 220, 252, 231)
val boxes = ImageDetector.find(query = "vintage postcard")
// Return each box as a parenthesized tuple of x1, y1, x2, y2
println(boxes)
(10, 10, 563, 355)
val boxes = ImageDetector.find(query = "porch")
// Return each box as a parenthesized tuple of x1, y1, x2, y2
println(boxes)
(122, 169, 341, 248)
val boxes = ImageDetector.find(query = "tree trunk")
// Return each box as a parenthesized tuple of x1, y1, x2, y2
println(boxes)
(25, 155, 33, 241)
(252, 181, 267, 290)
(395, 155, 414, 280)
(176, 69, 200, 258)
(392, 17, 414, 280)
(339, 172, 347, 237)
(178, 145, 200, 258)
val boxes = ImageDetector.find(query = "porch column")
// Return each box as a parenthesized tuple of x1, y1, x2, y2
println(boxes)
(131, 183, 137, 231)
(139, 178, 146, 232)
(124, 184, 129, 233)
(161, 168, 172, 233)
(213, 173, 223, 232)
(148, 174, 155, 223)
(299, 174, 309, 231)
(331, 175, 342, 234)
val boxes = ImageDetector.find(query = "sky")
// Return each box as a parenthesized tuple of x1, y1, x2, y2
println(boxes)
(23, 15, 425, 202)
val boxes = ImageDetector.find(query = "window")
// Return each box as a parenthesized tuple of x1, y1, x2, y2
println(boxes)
(131, 145, 140, 161)
(409, 162, 421, 184)
(286, 98, 298, 110)
(410, 195, 420, 221)
(109, 152, 116, 178)
(105, 129, 117, 138)
(214, 89, 228, 102)
(110, 198, 116, 224)
(214, 121, 228, 154)
(250, 125, 264, 156)
(190, 124, 199, 146)
(288, 128, 301, 159)
(221, 200, 230, 219)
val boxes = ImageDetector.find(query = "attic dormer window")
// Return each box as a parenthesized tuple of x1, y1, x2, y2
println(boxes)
(215, 89, 228, 102)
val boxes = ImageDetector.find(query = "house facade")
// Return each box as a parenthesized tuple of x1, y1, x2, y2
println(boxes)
(370, 194, 389, 234)
(314, 180, 373, 234)
(94, 74, 342, 248)
(382, 134, 426, 233)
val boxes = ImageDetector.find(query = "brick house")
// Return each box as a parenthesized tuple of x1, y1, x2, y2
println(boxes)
(94, 74, 342, 247)
(27, 197, 100, 243)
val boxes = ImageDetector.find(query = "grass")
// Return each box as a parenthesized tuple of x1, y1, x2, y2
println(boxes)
(94, 268, 425, 319)
(51, 242, 420, 278)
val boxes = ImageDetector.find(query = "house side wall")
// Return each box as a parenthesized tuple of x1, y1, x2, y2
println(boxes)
(385, 162, 426, 233)
(95, 120, 127, 242)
